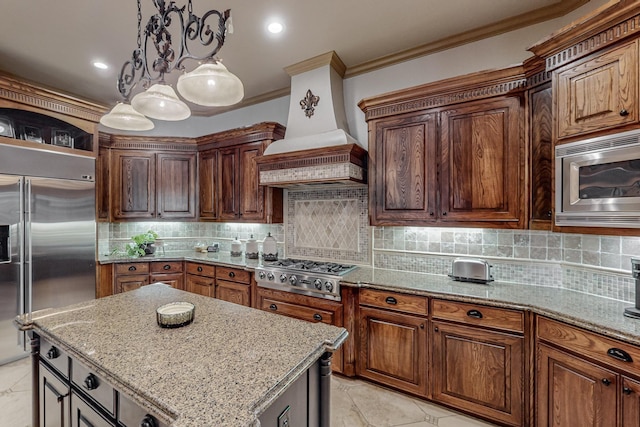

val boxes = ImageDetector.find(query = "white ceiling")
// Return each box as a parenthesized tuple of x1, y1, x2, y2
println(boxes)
(0, 0, 587, 116)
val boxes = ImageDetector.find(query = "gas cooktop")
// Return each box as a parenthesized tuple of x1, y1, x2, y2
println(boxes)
(265, 258, 357, 275)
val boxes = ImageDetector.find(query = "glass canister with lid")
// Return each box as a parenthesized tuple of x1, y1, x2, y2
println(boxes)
(262, 232, 278, 261)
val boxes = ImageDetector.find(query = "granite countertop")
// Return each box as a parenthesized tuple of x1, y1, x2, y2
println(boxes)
(342, 267, 640, 346)
(16, 284, 347, 427)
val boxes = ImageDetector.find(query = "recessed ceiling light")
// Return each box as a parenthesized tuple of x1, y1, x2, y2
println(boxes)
(267, 21, 284, 34)
(93, 62, 108, 70)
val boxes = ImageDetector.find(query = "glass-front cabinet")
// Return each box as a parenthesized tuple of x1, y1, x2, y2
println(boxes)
(0, 71, 105, 158)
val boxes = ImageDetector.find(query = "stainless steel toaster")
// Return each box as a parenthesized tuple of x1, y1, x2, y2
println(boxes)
(449, 258, 493, 283)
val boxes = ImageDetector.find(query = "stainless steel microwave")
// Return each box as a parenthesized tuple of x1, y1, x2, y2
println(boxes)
(555, 129, 640, 228)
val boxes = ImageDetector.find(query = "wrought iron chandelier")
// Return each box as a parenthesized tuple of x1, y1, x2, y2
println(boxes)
(100, 0, 244, 131)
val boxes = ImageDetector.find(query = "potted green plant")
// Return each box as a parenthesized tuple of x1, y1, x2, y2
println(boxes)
(126, 230, 158, 257)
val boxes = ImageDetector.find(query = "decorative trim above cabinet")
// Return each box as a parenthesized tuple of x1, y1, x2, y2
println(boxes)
(358, 66, 526, 121)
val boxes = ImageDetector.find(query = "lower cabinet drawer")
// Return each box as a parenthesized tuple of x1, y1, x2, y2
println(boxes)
(432, 299, 524, 333)
(71, 359, 115, 416)
(40, 337, 69, 379)
(216, 266, 251, 284)
(537, 316, 640, 377)
(114, 262, 149, 275)
(186, 262, 215, 277)
(150, 261, 183, 274)
(359, 289, 428, 316)
(261, 298, 335, 325)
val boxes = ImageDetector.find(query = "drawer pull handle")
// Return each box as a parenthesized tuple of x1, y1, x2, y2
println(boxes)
(624, 387, 633, 395)
(229, 271, 235, 278)
(83, 374, 99, 390)
(269, 304, 277, 311)
(602, 378, 612, 386)
(607, 347, 633, 363)
(197, 266, 203, 272)
(163, 265, 171, 270)
(385, 297, 397, 305)
(128, 266, 137, 271)
(467, 309, 483, 319)
(313, 313, 323, 321)
(620, 109, 630, 116)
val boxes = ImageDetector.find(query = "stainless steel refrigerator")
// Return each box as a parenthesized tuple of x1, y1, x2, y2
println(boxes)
(0, 145, 96, 364)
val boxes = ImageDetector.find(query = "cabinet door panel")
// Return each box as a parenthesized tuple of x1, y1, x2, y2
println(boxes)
(185, 274, 214, 297)
(536, 344, 617, 427)
(112, 151, 155, 220)
(529, 84, 553, 228)
(555, 41, 637, 140)
(238, 143, 264, 221)
(156, 153, 196, 219)
(150, 273, 184, 290)
(218, 148, 239, 221)
(371, 112, 436, 224)
(440, 97, 523, 225)
(432, 321, 523, 426)
(115, 275, 149, 293)
(40, 365, 69, 427)
(216, 279, 250, 306)
(198, 150, 218, 220)
(358, 306, 427, 397)
(623, 377, 640, 427)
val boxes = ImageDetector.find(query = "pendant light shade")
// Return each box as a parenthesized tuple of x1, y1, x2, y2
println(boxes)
(177, 62, 244, 107)
(99, 102, 155, 131)
(131, 84, 191, 121)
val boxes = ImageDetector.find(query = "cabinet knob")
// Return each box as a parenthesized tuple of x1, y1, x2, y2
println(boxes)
(83, 374, 99, 390)
(624, 387, 633, 395)
(140, 415, 157, 427)
(197, 266, 203, 272)
(313, 313, 323, 321)
(269, 304, 277, 311)
(46, 347, 60, 360)
(420, 324, 425, 329)
(442, 211, 447, 216)
(163, 265, 171, 270)
(229, 271, 235, 278)
(434, 327, 439, 332)
(429, 212, 434, 216)
(620, 109, 630, 116)
(128, 266, 137, 271)
(385, 296, 397, 305)
(602, 378, 612, 386)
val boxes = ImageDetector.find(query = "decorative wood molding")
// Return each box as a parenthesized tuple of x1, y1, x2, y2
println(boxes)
(529, 0, 640, 72)
(358, 66, 526, 121)
(0, 71, 107, 123)
(255, 143, 367, 170)
(195, 121, 286, 150)
(523, 56, 551, 88)
(284, 51, 347, 77)
(102, 134, 196, 152)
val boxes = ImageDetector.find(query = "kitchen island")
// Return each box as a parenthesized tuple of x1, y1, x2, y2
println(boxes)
(16, 283, 347, 427)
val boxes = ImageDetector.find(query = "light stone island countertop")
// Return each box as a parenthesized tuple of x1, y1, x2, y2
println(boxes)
(342, 267, 640, 347)
(16, 284, 347, 427)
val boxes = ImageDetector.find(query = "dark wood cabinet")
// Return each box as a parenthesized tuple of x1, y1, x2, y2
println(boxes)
(537, 343, 617, 427)
(439, 96, 524, 226)
(113, 261, 184, 294)
(536, 316, 640, 427)
(185, 262, 215, 297)
(102, 135, 197, 222)
(149, 261, 184, 290)
(554, 40, 638, 142)
(360, 67, 526, 228)
(198, 149, 218, 220)
(215, 266, 251, 307)
(358, 289, 429, 397)
(197, 122, 284, 223)
(370, 112, 437, 224)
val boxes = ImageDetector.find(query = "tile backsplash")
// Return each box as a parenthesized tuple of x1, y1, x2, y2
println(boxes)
(100, 188, 640, 303)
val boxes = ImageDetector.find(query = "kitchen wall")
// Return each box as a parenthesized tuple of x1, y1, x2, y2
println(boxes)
(100, 185, 639, 304)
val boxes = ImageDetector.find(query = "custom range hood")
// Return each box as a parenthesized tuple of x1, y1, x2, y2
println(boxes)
(256, 51, 367, 188)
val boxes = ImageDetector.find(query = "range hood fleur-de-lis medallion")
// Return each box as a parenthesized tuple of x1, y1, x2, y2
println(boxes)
(300, 89, 320, 118)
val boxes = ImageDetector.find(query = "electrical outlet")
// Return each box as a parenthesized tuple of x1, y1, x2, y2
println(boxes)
(277, 405, 291, 427)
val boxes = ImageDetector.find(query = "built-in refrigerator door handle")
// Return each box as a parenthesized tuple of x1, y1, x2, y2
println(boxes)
(24, 178, 32, 320)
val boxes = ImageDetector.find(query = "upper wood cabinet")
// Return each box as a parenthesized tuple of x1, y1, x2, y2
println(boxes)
(360, 66, 526, 228)
(554, 40, 638, 141)
(0, 72, 105, 158)
(100, 135, 197, 222)
(197, 122, 285, 224)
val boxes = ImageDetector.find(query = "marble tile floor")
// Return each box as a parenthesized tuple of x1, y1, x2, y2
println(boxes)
(0, 356, 498, 427)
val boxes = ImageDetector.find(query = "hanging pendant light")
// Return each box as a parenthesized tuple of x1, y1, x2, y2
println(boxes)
(100, 1, 242, 130)
(131, 84, 191, 121)
(99, 102, 154, 131)
(177, 62, 244, 107)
